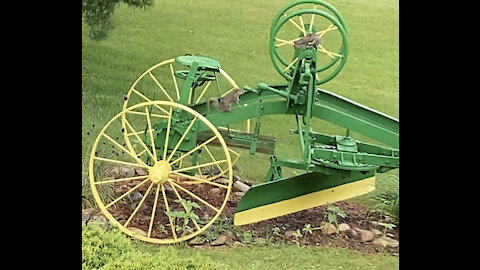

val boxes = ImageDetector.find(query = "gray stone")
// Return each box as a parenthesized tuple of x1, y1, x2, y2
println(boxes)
(338, 223, 350, 232)
(355, 228, 375, 242)
(128, 227, 147, 237)
(320, 221, 337, 235)
(188, 236, 204, 245)
(210, 235, 228, 246)
(232, 241, 246, 247)
(135, 167, 149, 176)
(344, 229, 359, 239)
(82, 208, 97, 223)
(373, 236, 399, 248)
(233, 181, 251, 192)
(254, 237, 266, 244)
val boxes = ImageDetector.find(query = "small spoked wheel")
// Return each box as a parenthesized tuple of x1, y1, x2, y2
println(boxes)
(89, 101, 233, 244)
(270, 7, 348, 85)
(270, 0, 348, 37)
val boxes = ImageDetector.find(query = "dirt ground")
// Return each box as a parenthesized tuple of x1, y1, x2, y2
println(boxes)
(107, 180, 398, 254)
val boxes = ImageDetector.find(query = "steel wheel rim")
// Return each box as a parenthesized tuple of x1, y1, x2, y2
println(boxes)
(90, 101, 233, 244)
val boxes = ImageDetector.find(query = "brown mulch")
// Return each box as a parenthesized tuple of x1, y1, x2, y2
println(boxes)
(106, 180, 398, 254)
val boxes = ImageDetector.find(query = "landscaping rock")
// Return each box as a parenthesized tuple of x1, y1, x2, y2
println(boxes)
(128, 227, 147, 237)
(338, 223, 350, 232)
(254, 237, 266, 244)
(234, 191, 245, 197)
(320, 221, 337, 235)
(82, 208, 97, 223)
(233, 181, 250, 192)
(284, 230, 296, 238)
(355, 228, 375, 242)
(344, 229, 359, 239)
(373, 236, 399, 248)
(134, 167, 149, 176)
(232, 241, 246, 247)
(216, 178, 230, 185)
(188, 236, 204, 245)
(210, 235, 228, 246)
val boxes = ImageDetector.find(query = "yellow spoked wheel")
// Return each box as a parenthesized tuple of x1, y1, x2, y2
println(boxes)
(89, 101, 233, 244)
(122, 57, 248, 179)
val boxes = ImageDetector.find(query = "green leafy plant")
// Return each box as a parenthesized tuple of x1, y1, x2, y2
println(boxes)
(291, 229, 303, 246)
(302, 223, 313, 235)
(164, 199, 201, 237)
(324, 203, 347, 229)
(242, 231, 254, 244)
(377, 222, 396, 236)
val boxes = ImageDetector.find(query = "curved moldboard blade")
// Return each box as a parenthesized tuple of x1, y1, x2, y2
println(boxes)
(234, 170, 375, 226)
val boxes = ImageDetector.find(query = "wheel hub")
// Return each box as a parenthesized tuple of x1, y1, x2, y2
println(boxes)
(149, 161, 172, 184)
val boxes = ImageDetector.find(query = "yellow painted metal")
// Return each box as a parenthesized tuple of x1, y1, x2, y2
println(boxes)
(148, 161, 171, 184)
(233, 176, 376, 226)
(89, 101, 233, 244)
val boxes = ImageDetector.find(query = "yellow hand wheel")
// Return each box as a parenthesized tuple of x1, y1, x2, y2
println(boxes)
(89, 101, 233, 244)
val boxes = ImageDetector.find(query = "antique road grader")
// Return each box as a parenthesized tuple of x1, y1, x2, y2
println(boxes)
(88, 0, 399, 244)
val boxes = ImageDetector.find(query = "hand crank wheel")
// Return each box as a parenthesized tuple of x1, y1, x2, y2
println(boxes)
(270, 8, 348, 85)
(89, 101, 233, 244)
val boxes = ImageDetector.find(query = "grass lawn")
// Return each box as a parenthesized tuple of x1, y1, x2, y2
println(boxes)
(82, 0, 398, 268)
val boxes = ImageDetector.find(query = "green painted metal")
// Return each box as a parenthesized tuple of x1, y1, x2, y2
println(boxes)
(135, 0, 398, 224)
(236, 170, 375, 213)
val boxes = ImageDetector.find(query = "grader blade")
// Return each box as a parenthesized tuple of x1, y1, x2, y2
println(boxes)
(233, 171, 375, 226)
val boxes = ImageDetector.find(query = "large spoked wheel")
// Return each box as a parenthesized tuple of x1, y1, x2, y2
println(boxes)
(89, 101, 233, 244)
(122, 58, 248, 179)
(270, 8, 348, 85)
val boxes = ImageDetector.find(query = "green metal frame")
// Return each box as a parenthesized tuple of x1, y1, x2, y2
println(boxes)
(136, 0, 398, 220)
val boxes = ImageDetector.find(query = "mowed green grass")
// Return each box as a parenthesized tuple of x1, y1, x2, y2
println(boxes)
(82, 0, 398, 209)
(82, 0, 398, 268)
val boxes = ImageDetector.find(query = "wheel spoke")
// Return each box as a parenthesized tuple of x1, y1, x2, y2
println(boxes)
(147, 184, 161, 238)
(124, 118, 156, 161)
(168, 182, 201, 231)
(166, 117, 197, 163)
(203, 145, 223, 172)
(93, 156, 149, 169)
(148, 72, 174, 102)
(131, 89, 170, 115)
(195, 81, 212, 104)
(102, 133, 148, 167)
(298, 15, 306, 35)
(168, 179, 220, 213)
(169, 135, 218, 166)
(145, 107, 158, 162)
(317, 44, 343, 59)
(284, 57, 299, 71)
(163, 107, 173, 160)
(124, 182, 154, 228)
(309, 6, 317, 32)
(105, 178, 150, 209)
(126, 110, 170, 119)
(284, 13, 306, 36)
(316, 24, 338, 37)
(169, 63, 180, 100)
(161, 184, 177, 239)
(171, 172, 229, 189)
(171, 159, 228, 174)
(95, 175, 148, 185)
(275, 36, 303, 47)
